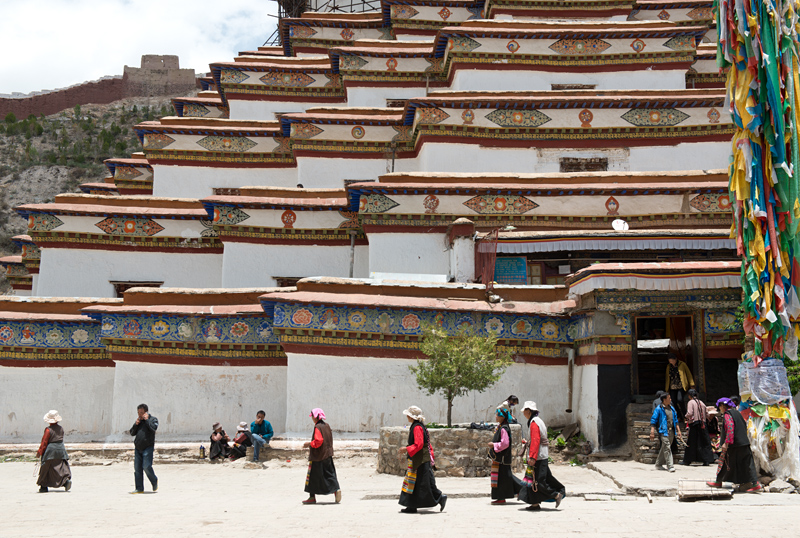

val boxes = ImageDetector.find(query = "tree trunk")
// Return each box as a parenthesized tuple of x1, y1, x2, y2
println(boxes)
(447, 397, 453, 427)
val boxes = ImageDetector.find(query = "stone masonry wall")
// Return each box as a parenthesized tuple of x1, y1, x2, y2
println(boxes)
(0, 55, 196, 119)
(378, 424, 524, 477)
(628, 403, 685, 464)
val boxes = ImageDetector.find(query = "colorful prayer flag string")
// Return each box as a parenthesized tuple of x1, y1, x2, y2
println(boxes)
(717, 0, 800, 480)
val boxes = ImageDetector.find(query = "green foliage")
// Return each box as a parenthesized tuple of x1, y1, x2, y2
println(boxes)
(568, 456, 584, 466)
(556, 437, 567, 447)
(410, 324, 512, 427)
(4, 113, 16, 124)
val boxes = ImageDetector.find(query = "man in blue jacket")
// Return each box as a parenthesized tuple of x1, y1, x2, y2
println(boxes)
(649, 393, 683, 472)
(250, 410, 274, 462)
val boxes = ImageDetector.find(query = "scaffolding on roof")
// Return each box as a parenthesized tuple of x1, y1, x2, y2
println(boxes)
(264, 0, 382, 46)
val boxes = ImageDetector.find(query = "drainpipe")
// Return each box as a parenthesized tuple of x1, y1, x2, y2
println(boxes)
(349, 230, 356, 278)
(566, 348, 575, 414)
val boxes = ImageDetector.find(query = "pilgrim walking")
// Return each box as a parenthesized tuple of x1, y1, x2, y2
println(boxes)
(683, 389, 715, 466)
(36, 410, 72, 493)
(518, 401, 565, 510)
(707, 397, 761, 492)
(398, 406, 447, 514)
(302, 408, 341, 504)
(489, 403, 523, 504)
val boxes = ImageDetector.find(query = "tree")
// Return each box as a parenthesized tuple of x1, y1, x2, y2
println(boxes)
(4, 112, 16, 124)
(410, 324, 512, 427)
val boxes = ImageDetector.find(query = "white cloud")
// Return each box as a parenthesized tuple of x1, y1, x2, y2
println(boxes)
(0, 0, 279, 94)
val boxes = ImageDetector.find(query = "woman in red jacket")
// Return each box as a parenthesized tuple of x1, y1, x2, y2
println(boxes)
(302, 408, 341, 504)
(36, 410, 72, 493)
(397, 406, 447, 514)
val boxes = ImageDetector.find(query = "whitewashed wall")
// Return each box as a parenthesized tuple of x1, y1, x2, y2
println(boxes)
(368, 233, 450, 276)
(36, 249, 223, 298)
(108, 361, 287, 441)
(284, 353, 578, 435)
(151, 164, 299, 199)
(221, 243, 369, 287)
(575, 364, 600, 448)
(451, 69, 688, 92)
(296, 156, 417, 187)
(0, 366, 114, 442)
(229, 99, 321, 121)
(347, 86, 427, 108)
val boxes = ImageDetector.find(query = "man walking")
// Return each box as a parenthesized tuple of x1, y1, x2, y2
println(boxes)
(130, 403, 158, 494)
(650, 393, 683, 472)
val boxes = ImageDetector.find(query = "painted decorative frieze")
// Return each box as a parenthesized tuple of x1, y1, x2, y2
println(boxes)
(391, 5, 420, 19)
(114, 166, 144, 180)
(0, 321, 103, 349)
(467, 5, 484, 19)
(686, 7, 713, 19)
(359, 194, 400, 213)
(689, 193, 732, 212)
(143, 133, 175, 150)
(663, 35, 695, 51)
(219, 69, 249, 84)
(338, 211, 359, 228)
(291, 123, 324, 139)
(289, 26, 317, 39)
(259, 72, 316, 87)
(416, 108, 450, 124)
(196, 136, 258, 152)
(463, 195, 539, 214)
(392, 126, 413, 142)
(549, 39, 612, 55)
(704, 310, 741, 334)
(449, 36, 481, 53)
(485, 109, 551, 128)
(182, 104, 210, 117)
(95, 217, 165, 236)
(620, 108, 690, 127)
(28, 214, 64, 232)
(213, 206, 251, 225)
(100, 314, 279, 345)
(272, 303, 571, 343)
(339, 55, 369, 70)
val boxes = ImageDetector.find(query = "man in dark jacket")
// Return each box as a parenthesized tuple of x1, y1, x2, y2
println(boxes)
(130, 403, 159, 494)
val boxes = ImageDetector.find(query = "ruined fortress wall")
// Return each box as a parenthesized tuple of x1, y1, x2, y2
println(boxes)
(0, 77, 127, 119)
(0, 55, 197, 119)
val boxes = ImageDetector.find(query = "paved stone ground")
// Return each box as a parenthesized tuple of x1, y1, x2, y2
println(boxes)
(2, 456, 798, 538)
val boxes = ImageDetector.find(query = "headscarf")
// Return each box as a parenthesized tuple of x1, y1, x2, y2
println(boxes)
(496, 402, 510, 422)
(716, 397, 735, 409)
(309, 408, 326, 421)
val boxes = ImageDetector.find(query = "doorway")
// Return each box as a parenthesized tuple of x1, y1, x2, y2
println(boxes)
(633, 315, 694, 397)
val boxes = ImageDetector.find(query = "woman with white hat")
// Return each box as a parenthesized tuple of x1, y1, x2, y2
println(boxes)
(397, 406, 447, 514)
(36, 410, 72, 493)
(229, 422, 253, 461)
(517, 401, 564, 510)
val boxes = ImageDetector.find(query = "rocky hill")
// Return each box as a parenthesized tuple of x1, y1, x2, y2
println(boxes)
(0, 95, 180, 292)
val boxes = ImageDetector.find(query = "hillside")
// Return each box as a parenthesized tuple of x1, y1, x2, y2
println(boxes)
(0, 95, 179, 292)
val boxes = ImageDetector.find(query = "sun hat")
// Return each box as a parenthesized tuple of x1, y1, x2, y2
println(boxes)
(43, 410, 62, 424)
(212, 422, 221, 430)
(309, 408, 326, 420)
(706, 406, 718, 416)
(521, 401, 538, 413)
(237, 421, 248, 432)
(403, 406, 425, 422)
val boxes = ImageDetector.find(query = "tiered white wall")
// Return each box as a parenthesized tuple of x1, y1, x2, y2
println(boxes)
(36, 249, 223, 298)
(451, 69, 688, 92)
(221, 243, 369, 287)
(151, 164, 299, 198)
(0, 366, 114, 442)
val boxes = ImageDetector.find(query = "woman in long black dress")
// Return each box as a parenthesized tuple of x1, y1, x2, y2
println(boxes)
(209, 422, 230, 461)
(398, 406, 447, 514)
(302, 408, 341, 504)
(683, 389, 715, 466)
(707, 398, 761, 492)
(36, 410, 72, 493)
(488, 403, 523, 504)
(518, 401, 565, 510)
(229, 422, 253, 461)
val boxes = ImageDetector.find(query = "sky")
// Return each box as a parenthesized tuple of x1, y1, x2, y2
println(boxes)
(0, 1, 279, 95)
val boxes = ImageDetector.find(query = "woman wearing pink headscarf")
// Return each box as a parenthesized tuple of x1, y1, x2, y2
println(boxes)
(302, 408, 341, 504)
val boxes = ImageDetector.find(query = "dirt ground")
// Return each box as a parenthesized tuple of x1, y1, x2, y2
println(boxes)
(2, 455, 798, 538)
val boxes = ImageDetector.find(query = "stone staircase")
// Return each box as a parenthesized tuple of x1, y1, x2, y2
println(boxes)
(627, 403, 685, 465)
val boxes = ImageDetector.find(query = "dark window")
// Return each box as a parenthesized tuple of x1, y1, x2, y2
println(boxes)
(559, 157, 609, 173)
(551, 84, 597, 91)
(212, 188, 240, 196)
(274, 277, 301, 288)
(110, 281, 163, 298)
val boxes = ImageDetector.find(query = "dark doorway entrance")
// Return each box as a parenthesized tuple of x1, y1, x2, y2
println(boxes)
(633, 315, 694, 398)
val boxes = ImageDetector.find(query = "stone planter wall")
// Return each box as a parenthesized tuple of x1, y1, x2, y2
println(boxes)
(378, 424, 523, 477)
